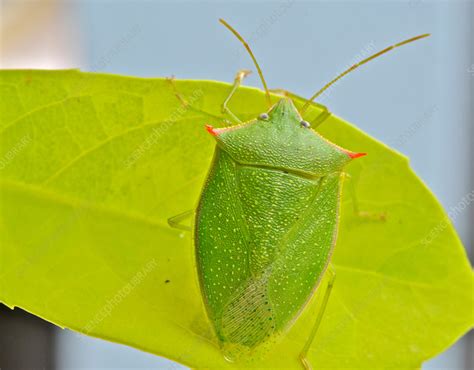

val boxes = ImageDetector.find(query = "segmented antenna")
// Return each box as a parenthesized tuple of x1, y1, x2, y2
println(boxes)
(301, 33, 430, 113)
(219, 19, 272, 107)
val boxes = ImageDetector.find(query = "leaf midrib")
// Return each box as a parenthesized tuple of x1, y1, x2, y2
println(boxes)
(0, 179, 171, 231)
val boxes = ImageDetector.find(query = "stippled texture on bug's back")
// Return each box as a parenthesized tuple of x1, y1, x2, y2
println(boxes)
(196, 149, 251, 326)
(217, 165, 322, 351)
(195, 150, 342, 354)
(236, 166, 320, 274)
(196, 99, 348, 356)
(234, 168, 341, 333)
(267, 173, 342, 330)
(214, 99, 351, 177)
(196, 149, 276, 353)
(220, 271, 272, 349)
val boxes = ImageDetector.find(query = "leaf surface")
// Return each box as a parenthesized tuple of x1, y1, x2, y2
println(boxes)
(0, 70, 472, 369)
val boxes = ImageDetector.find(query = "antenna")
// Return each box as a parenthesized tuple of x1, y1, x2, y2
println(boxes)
(301, 33, 430, 114)
(219, 18, 272, 107)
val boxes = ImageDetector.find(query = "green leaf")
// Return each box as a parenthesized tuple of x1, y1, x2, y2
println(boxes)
(0, 70, 472, 369)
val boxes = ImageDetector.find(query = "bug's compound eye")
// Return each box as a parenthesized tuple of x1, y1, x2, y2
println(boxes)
(258, 113, 269, 120)
(300, 120, 311, 128)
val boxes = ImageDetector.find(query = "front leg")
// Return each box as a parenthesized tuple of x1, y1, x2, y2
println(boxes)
(168, 209, 194, 232)
(269, 88, 332, 128)
(222, 69, 252, 125)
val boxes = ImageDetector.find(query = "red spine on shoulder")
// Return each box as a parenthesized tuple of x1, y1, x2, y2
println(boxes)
(348, 152, 367, 159)
(205, 124, 217, 136)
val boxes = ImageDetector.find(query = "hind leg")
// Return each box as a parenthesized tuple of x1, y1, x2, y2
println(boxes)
(299, 265, 336, 370)
(344, 173, 387, 221)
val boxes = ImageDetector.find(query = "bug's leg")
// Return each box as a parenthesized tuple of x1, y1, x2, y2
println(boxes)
(345, 173, 387, 221)
(167, 210, 194, 232)
(268, 88, 290, 97)
(166, 76, 189, 108)
(299, 265, 336, 370)
(301, 99, 332, 129)
(221, 69, 251, 125)
(310, 104, 332, 128)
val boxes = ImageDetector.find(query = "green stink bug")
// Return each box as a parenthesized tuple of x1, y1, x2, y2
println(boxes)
(169, 19, 429, 368)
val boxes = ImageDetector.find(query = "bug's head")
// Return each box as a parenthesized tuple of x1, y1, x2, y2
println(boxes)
(206, 98, 365, 177)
